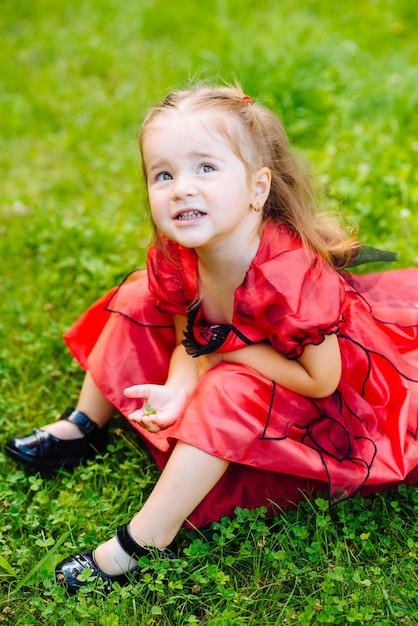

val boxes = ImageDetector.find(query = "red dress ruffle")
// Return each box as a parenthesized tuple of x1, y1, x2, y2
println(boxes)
(64, 223, 418, 527)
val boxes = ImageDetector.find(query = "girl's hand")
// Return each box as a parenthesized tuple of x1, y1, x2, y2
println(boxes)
(123, 384, 188, 433)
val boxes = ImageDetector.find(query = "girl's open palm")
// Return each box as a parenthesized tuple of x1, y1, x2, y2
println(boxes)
(123, 383, 186, 433)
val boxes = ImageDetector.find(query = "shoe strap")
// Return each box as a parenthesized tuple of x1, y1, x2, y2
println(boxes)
(116, 524, 177, 561)
(115, 524, 152, 561)
(60, 407, 98, 436)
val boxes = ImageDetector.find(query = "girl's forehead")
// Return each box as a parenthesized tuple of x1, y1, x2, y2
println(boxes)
(145, 109, 239, 146)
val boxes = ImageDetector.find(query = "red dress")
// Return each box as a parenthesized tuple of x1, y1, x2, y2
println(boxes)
(64, 222, 418, 527)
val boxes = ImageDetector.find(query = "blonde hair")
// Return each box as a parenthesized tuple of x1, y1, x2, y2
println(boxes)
(139, 83, 356, 268)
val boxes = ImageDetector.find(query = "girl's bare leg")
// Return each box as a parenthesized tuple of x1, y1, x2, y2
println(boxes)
(94, 441, 229, 575)
(42, 371, 114, 439)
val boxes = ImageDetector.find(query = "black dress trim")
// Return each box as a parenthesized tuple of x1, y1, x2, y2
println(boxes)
(182, 304, 254, 357)
(103, 270, 174, 330)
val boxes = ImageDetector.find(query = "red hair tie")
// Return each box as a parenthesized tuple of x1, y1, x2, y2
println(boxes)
(241, 95, 252, 105)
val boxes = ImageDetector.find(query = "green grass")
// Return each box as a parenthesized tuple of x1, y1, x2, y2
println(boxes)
(1, 0, 417, 624)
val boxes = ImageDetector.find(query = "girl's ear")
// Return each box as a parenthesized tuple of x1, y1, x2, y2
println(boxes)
(253, 167, 271, 207)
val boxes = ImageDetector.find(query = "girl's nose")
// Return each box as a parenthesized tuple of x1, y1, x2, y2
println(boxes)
(170, 175, 198, 200)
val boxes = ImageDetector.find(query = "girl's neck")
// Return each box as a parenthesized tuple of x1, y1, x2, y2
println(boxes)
(195, 229, 262, 325)
(195, 227, 262, 278)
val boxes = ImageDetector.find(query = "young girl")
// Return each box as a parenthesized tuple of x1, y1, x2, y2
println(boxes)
(5, 83, 418, 595)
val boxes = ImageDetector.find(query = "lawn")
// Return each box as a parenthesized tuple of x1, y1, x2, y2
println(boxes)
(0, 0, 417, 624)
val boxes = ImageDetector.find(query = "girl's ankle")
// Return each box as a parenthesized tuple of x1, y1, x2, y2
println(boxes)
(94, 537, 138, 576)
(41, 420, 84, 440)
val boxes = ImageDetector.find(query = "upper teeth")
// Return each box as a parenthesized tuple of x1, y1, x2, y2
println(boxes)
(177, 211, 202, 220)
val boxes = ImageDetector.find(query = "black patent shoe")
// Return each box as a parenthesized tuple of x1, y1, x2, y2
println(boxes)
(56, 523, 176, 595)
(4, 407, 108, 470)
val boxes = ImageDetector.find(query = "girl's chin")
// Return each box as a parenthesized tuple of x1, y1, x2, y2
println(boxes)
(174, 238, 208, 249)
(167, 229, 211, 249)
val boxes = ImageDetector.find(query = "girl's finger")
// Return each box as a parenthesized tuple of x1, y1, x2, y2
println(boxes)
(138, 417, 161, 433)
(124, 384, 150, 398)
(128, 408, 147, 422)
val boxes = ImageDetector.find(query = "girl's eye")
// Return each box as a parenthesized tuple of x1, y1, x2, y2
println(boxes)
(198, 164, 214, 174)
(156, 172, 172, 181)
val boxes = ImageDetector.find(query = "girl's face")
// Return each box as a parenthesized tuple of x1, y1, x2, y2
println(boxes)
(142, 111, 270, 255)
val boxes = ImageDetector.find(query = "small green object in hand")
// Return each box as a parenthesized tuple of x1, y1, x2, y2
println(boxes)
(144, 403, 157, 416)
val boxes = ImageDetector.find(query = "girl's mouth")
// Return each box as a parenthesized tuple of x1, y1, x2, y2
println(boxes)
(175, 210, 205, 221)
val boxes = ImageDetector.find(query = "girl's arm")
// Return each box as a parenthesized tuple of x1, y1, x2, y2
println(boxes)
(124, 315, 198, 432)
(221, 334, 342, 398)
(165, 315, 199, 394)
